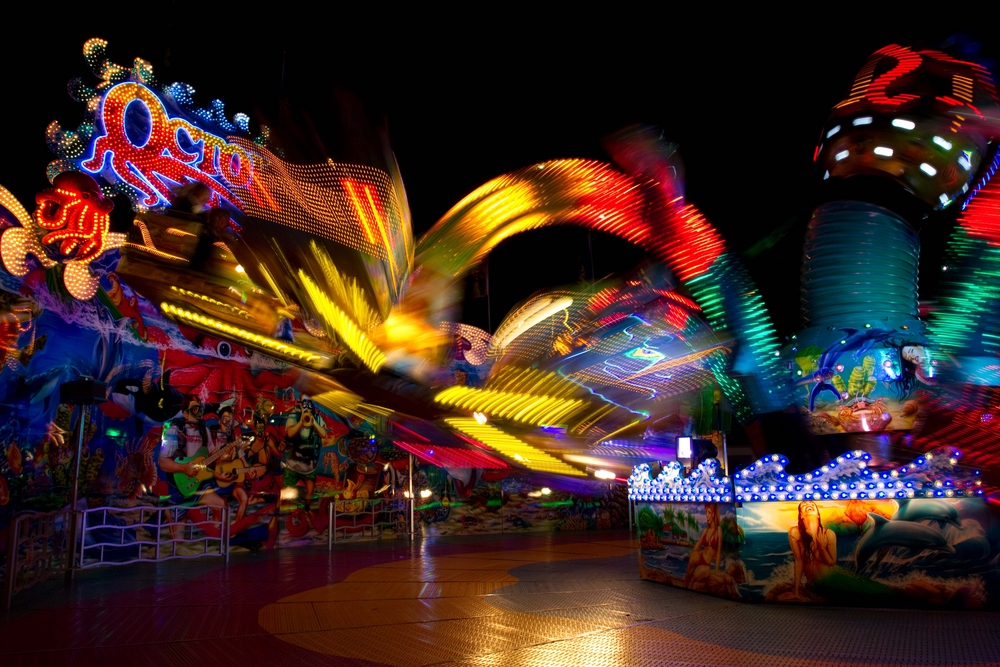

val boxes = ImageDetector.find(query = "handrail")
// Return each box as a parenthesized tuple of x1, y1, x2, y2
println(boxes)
(328, 497, 410, 548)
(77, 505, 229, 569)
(3, 508, 71, 610)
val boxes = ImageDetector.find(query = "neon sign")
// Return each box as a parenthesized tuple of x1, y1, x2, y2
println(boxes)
(45, 39, 414, 305)
(0, 172, 124, 300)
(82, 82, 253, 208)
(73, 81, 408, 268)
(834, 44, 996, 115)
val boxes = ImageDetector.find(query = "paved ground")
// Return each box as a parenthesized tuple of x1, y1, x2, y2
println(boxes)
(3, 529, 1000, 666)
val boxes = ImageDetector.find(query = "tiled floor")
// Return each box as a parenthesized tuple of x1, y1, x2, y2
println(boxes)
(3, 529, 1000, 666)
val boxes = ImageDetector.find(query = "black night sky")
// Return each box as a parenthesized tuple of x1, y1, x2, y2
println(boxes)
(4, 8, 998, 340)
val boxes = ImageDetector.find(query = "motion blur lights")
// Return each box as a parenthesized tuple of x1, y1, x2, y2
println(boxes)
(594, 469, 616, 480)
(235, 264, 245, 273)
(919, 163, 938, 176)
(435, 386, 583, 426)
(835, 150, 849, 161)
(874, 147, 894, 157)
(852, 117, 872, 126)
(446, 418, 585, 476)
(491, 296, 573, 351)
(958, 155, 972, 170)
(419, 489, 432, 499)
(933, 136, 953, 150)
(939, 194, 952, 206)
(473, 411, 488, 424)
(826, 125, 841, 138)
(891, 118, 916, 130)
(159, 302, 333, 368)
(540, 487, 552, 495)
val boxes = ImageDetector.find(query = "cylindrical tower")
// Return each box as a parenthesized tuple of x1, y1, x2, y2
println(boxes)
(791, 43, 997, 435)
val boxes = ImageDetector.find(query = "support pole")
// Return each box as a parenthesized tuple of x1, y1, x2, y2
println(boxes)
(328, 499, 334, 551)
(4, 515, 20, 609)
(65, 404, 86, 583)
(408, 453, 415, 540)
(722, 433, 729, 477)
(58, 376, 105, 584)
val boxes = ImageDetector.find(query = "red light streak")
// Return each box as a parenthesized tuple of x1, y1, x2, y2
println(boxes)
(865, 44, 922, 106)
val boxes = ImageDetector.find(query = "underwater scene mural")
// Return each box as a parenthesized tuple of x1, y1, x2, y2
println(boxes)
(793, 327, 933, 435)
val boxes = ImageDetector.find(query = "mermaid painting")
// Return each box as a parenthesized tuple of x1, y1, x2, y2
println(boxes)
(787, 500, 837, 600)
(684, 503, 722, 588)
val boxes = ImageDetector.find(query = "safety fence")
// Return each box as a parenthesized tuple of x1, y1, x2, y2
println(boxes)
(78, 505, 230, 569)
(4, 504, 229, 609)
(3, 508, 72, 610)
(328, 497, 411, 547)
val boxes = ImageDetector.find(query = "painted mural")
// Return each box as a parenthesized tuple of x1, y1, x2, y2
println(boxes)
(636, 502, 744, 599)
(739, 498, 997, 608)
(413, 463, 629, 536)
(793, 328, 933, 435)
(635, 498, 1000, 608)
(633, 448, 999, 609)
(0, 251, 411, 558)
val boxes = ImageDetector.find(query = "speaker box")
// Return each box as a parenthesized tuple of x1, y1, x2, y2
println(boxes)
(60, 378, 108, 405)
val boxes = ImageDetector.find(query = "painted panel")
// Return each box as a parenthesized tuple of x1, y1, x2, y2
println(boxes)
(636, 502, 743, 599)
(738, 498, 998, 607)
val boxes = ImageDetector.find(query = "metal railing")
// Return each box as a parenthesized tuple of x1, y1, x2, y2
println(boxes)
(3, 508, 72, 610)
(77, 505, 230, 569)
(2, 504, 230, 610)
(328, 497, 410, 548)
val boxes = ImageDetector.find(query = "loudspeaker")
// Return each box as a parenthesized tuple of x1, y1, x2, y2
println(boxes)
(60, 378, 107, 405)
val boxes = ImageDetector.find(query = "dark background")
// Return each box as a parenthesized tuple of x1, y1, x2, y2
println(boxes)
(4, 7, 997, 339)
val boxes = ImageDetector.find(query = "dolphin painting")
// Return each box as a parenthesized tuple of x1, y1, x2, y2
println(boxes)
(804, 327, 898, 410)
(855, 513, 954, 569)
(891, 499, 961, 529)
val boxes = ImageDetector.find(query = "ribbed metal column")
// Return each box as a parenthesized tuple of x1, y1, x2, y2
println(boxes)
(801, 201, 920, 330)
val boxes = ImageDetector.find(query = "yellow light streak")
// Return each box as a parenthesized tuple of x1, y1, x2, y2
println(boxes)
(309, 241, 381, 332)
(169, 286, 252, 320)
(299, 270, 386, 372)
(257, 262, 289, 307)
(435, 386, 583, 425)
(445, 418, 586, 476)
(490, 296, 574, 351)
(127, 220, 186, 262)
(487, 366, 580, 398)
(159, 302, 334, 369)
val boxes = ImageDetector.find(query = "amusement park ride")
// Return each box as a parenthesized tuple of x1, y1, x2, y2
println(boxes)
(2, 36, 1000, 500)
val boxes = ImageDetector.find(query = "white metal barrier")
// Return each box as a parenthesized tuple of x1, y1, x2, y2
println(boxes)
(77, 505, 230, 569)
(3, 508, 72, 610)
(328, 497, 410, 548)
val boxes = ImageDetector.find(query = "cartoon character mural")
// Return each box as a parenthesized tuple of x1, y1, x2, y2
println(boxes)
(0, 165, 412, 565)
